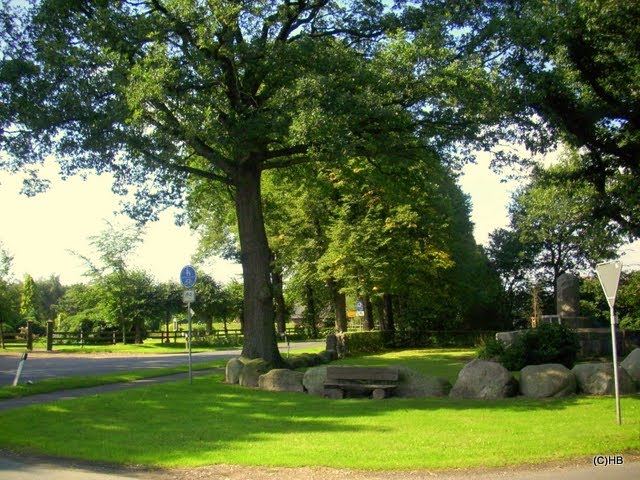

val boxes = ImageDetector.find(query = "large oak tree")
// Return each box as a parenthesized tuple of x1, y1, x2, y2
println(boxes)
(1, 1, 504, 363)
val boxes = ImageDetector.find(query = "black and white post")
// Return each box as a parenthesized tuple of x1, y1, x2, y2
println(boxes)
(180, 265, 197, 385)
(596, 260, 623, 425)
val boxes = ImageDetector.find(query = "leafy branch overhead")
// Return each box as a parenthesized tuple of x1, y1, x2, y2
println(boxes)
(0, 1, 504, 209)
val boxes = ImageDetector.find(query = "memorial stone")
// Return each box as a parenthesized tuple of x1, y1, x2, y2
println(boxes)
(557, 273, 580, 318)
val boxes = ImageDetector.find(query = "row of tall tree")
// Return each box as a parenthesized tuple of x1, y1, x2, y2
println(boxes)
(2, 1, 639, 363)
(486, 150, 632, 326)
(190, 151, 505, 344)
(0, 230, 243, 341)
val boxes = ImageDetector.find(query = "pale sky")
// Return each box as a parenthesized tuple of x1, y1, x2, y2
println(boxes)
(0, 154, 637, 285)
(0, 159, 242, 285)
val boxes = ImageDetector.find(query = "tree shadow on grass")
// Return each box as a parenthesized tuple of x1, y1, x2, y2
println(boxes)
(1, 372, 638, 471)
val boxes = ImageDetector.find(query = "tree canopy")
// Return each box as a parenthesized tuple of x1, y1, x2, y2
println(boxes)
(1, 0, 509, 363)
(459, 0, 640, 235)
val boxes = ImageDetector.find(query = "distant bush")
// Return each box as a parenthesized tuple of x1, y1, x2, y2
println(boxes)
(478, 323, 579, 371)
(619, 315, 640, 331)
(476, 336, 506, 361)
(341, 331, 392, 355)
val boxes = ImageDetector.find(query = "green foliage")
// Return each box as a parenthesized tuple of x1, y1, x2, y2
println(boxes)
(476, 337, 507, 362)
(1, 0, 520, 362)
(578, 276, 609, 326)
(0, 242, 20, 330)
(618, 271, 640, 331)
(19, 273, 39, 324)
(479, 324, 580, 371)
(457, 0, 640, 236)
(580, 271, 640, 331)
(488, 154, 626, 323)
(342, 331, 390, 356)
(510, 157, 622, 289)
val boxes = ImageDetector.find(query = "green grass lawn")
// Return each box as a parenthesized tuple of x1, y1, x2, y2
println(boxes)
(0, 349, 638, 471)
(335, 348, 475, 383)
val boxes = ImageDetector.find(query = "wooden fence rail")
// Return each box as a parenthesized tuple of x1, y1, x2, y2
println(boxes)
(0, 323, 302, 350)
(1, 322, 496, 351)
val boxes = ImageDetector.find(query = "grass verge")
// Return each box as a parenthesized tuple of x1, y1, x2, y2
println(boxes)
(0, 361, 225, 400)
(0, 349, 638, 470)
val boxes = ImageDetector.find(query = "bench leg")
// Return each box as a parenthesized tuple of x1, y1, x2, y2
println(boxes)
(372, 388, 387, 400)
(324, 387, 344, 399)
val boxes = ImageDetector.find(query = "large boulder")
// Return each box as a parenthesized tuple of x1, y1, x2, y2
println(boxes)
(239, 358, 271, 388)
(258, 369, 305, 393)
(302, 365, 329, 396)
(495, 330, 526, 349)
(519, 364, 576, 398)
(450, 359, 518, 400)
(395, 366, 452, 398)
(318, 349, 338, 363)
(621, 348, 640, 385)
(288, 353, 326, 370)
(572, 362, 636, 395)
(225, 357, 245, 384)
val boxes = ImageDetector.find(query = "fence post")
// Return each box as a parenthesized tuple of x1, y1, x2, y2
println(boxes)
(46, 320, 54, 351)
(26, 320, 33, 351)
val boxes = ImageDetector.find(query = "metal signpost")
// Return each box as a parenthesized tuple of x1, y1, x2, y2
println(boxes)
(180, 265, 197, 384)
(596, 260, 623, 425)
(12, 352, 28, 386)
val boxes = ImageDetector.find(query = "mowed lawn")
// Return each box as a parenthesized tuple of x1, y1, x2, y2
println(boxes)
(0, 349, 638, 471)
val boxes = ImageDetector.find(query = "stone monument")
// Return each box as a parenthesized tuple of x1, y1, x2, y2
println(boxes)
(556, 272, 580, 318)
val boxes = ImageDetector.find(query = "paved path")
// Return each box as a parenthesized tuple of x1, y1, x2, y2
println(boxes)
(0, 341, 323, 386)
(0, 369, 220, 411)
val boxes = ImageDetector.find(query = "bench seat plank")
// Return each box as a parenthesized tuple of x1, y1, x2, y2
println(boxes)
(324, 366, 399, 399)
(325, 366, 399, 382)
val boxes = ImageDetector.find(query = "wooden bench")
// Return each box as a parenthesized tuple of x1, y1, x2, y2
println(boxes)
(324, 366, 399, 399)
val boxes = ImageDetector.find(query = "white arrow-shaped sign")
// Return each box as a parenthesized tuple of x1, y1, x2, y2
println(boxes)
(596, 260, 622, 309)
(595, 259, 624, 425)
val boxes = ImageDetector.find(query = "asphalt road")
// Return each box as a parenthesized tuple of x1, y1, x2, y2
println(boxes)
(0, 341, 323, 386)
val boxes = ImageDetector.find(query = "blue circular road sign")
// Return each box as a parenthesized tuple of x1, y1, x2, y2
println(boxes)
(180, 265, 197, 288)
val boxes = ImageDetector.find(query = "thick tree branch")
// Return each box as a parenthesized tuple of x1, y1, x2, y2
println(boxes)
(149, 101, 235, 176)
(134, 144, 233, 185)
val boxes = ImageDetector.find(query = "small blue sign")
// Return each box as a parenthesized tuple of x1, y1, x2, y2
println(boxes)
(180, 265, 197, 288)
(356, 301, 364, 312)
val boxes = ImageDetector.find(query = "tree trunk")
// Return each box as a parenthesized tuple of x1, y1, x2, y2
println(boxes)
(383, 293, 395, 333)
(234, 165, 284, 365)
(165, 311, 171, 344)
(272, 268, 287, 335)
(134, 321, 143, 344)
(328, 278, 348, 333)
(304, 282, 318, 338)
(363, 295, 374, 330)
